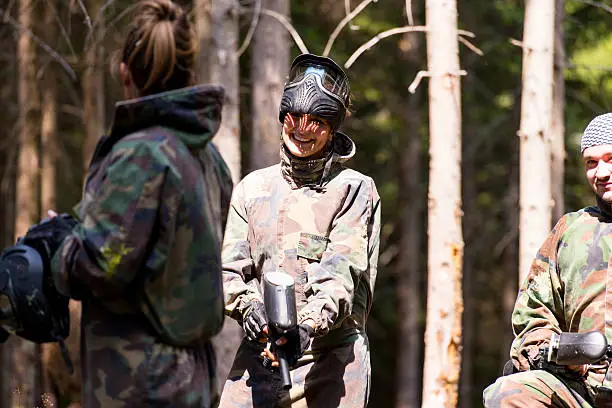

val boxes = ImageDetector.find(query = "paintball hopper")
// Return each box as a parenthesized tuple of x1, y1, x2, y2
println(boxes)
(263, 271, 297, 389)
(264, 272, 297, 331)
(547, 331, 608, 365)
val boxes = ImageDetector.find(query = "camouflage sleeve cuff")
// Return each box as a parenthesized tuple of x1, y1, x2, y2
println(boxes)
(51, 235, 78, 298)
(298, 308, 328, 336)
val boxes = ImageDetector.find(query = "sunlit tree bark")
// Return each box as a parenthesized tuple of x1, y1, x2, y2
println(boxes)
(421, 0, 464, 406)
(518, 0, 555, 284)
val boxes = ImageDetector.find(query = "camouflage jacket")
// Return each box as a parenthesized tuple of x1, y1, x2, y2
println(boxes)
(511, 206, 612, 391)
(51, 84, 233, 406)
(223, 132, 381, 346)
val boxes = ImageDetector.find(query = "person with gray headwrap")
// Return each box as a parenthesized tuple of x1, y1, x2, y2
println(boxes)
(482, 112, 612, 407)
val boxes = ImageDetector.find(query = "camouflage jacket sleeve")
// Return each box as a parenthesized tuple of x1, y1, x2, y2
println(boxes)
(51, 139, 178, 300)
(299, 178, 381, 335)
(222, 180, 263, 321)
(510, 215, 571, 371)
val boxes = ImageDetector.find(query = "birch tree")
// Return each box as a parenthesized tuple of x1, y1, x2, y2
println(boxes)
(518, 0, 555, 284)
(12, 0, 41, 405)
(249, 0, 290, 171)
(421, 0, 464, 406)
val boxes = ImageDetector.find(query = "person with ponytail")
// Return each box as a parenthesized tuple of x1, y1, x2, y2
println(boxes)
(23, 1, 233, 406)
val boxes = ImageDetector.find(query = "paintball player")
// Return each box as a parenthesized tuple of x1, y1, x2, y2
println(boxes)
(219, 53, 381, 408)
(7, 0, 233, 406)
(483, 112, 612, 407)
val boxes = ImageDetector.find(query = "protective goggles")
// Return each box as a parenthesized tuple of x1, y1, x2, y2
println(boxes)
(285, 55, 350, 107)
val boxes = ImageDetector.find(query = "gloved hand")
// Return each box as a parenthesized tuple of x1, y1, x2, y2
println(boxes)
(242, 301, 268, 342)
(271, 324, 314, 368)
(20, 213, 78, 262)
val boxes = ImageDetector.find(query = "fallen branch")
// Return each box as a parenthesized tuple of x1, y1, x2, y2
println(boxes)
(344, 25, 427, 69)
(323, 0, 377, 57)
(0, 7, 77, 81)
(237, 0, 262, 57)
(260, 9, 309, 54)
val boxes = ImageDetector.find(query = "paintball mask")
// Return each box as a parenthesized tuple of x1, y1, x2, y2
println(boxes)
(0, 243, 69, 345)
(279, 54, 350, 132)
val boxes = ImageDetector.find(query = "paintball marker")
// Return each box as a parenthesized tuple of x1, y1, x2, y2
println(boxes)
(541, 331, 611, 366)
(263, 271, 298, 390)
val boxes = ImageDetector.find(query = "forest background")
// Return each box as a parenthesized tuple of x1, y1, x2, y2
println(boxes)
(0, 0, 610, 407)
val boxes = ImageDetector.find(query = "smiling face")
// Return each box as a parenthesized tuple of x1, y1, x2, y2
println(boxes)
(281, 113, 333, 158)
(584, 144, 612, 203)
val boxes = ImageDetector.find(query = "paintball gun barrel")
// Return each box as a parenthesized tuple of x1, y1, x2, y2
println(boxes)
(263, 271, 298, 390)
(543, 331, 612, 366)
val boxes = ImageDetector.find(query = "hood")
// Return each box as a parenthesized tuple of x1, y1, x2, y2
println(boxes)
(280, 131, 357, 189)
(331, 131, 356, 163)
(96, 84, 225, 162)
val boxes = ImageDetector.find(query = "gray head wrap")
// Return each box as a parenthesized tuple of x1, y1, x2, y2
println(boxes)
(581, 113, 612, 152)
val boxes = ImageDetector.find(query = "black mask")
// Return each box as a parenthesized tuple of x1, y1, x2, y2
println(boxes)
(279, 54, 350, 132)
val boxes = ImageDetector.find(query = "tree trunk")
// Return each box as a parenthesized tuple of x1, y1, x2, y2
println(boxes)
(195, 0, 212, 83)
(249, 0, 290, 172)
(397, 100, 424, 408)
(551, 0, 565, 223)
(518, 0, 555, 284)
(13, 0, 41, 405)
(421, 1, 464, 407)
(82, 0, 105, 171)
(211, 0, 241, 183)
(396, 25, 425, 408)
(501, 143, 519, 369)
(207, 0, 243, 391)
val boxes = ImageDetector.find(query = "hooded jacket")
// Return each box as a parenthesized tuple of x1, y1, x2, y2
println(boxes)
(223, 132, 381, 346)
(51, 84, 233, 407)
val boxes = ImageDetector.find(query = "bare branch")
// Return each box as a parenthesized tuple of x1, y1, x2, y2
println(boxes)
(344, 25, 427, 69)
(408, 70, 430, 94)
(42, 0, 77, 60)
(76, 0, 93, 33)
(405, 0, 414, 25)
(99, 3, 141, 44)
(237, 0, 262, 57)
(459, 36, 483, 56)
(345, 0, 351, 15)
(85, 0, 118, 47)
(2, 0, 15, 21)
(0, 7, 77, 81)
(260, 9, 309, 54)
(570, 0, 612, 13)
(457, 29, 476, 38)
(323, 0, 377, 57)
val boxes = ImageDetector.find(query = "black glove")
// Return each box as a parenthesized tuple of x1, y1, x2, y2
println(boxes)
(242, 301, 268, 342)
(20, 213, 78, 264)
(276, 324, 314, 367)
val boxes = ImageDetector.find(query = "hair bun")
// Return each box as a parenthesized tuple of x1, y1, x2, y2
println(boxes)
(143, 0, 178, 22)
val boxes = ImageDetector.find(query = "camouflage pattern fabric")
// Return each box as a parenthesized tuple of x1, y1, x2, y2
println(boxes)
(219, 333, 370, 408)
(50, 84, 233, 407)
(483, 370, 594, 407)
(484, 206, 612, 406)
(221, 131, 380, 407)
